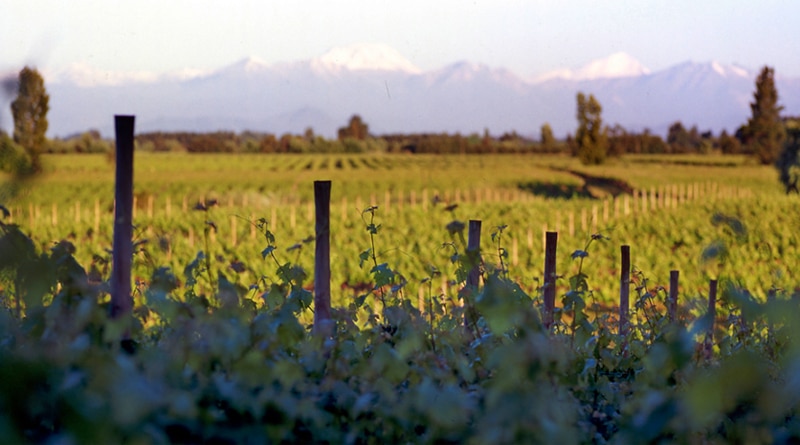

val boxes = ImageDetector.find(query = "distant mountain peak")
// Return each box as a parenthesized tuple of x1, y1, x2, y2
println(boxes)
(49, 62, 160, 87)
(710, 61, 750, 78)
(535, 52, 650, 82)
(314, 43, 421, 74)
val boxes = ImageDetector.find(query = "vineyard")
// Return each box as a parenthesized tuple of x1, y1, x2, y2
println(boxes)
(1, 145, 800, 443)
(1, 152, 788, 306)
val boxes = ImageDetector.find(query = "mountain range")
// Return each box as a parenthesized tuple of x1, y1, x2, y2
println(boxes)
(2, 43, 799, 139)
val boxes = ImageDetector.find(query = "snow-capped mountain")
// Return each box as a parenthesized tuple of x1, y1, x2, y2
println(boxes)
(313, 43, 422, 74)
(534, 52, 651, 82)
(2, 45, 798, 139)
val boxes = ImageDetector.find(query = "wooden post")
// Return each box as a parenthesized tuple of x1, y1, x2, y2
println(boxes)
(568, 211, 575, 237)
(110, 115, 135, 319)
(704, 279, 718, 360)
(543, 231, 558, 329)
(619, 245, 631, 336)
(555, 210, 562, 233)
(94, 199, 100, 235)
(75, 201, 81, 223)
(464, 220, 482, 332)
(641, 189, 648, 213)
(669, 270, 679, 323)
(511, 237, 519, 266)
(51, 203, 57, 226)
(527, 227, 534, 250)
(313, 180, 333, 335)
(230, 215, 237, 247)
(580, 208, 587, 232)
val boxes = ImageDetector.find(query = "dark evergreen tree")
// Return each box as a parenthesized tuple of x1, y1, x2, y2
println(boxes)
(777, 118, 800, 193)
(540, 122, 556, 152)
(667, 121, 692, 153)
(338, 115, 369, 140)
(11, 67, 49, 173)
(717, 130, 742, 154)
(744, 66, 785, 164)
(575, 92, 608, 165)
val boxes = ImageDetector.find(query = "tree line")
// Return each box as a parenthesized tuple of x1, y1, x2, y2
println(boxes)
(2, 66, 799, 190)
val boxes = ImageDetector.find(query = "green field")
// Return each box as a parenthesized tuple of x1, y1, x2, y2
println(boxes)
(1, 152, 795, 308)
(3, 152, 800, 443)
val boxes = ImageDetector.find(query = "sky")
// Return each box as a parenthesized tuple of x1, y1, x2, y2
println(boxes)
(3, 0, 800, 79)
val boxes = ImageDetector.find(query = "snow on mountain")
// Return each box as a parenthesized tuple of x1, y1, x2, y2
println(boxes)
(15, 45, 799, 140)
(710, 61, 750, 78)
(48, 63, 160, 87)
(535, 52, 650, 82)
(47, 62, 214, 87)
(313, 43, 421, 74)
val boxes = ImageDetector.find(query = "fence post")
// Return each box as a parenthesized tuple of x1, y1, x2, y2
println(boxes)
(704, 279, 718, 360)
(619, 245, 631, 336)
(464, 220, 482, 332)
(668, 270, 679, 323)
(543, 231, 558, 329)
(110, 115, 135, 319)
(313, 180, 333, 336)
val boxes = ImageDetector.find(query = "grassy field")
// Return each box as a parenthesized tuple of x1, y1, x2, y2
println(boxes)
(1, 152, 795, 308)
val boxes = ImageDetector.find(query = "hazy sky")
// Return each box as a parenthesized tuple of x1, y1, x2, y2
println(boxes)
(3, 0, 800, 78)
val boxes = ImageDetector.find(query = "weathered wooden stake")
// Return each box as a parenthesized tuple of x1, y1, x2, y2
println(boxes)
(704, 279, 718, 360)
(110, 115, 135, 319)
(543, 231, 558, 329)
(619, 245, 631, 336)
(668, 270, 679, 323)
(313, 180, 333, 335)
(464, 220, 482, 331)
(230, 215, 237, 247)
(94, 199, 100, 234)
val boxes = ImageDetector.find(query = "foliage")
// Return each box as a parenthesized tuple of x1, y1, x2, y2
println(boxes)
(540, 122, 557, 152)
(575, 92, 609, 165)
(1, 206, 800, 443)
(338, 115, 369, 141)
(717, 129, 743, 155)
(743, 66, 786, 165)
(10, 67, 49, 173)
(607, 125, 668, 155)
(666, 121, 710, 154)
(776, 117, 800, 193)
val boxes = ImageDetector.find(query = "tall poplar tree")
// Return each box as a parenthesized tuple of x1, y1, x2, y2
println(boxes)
(11, 67, 49, 173)
(540, 122, 556, 152)
(575, 92, 608, 165)
(745, 66, 785, 165)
